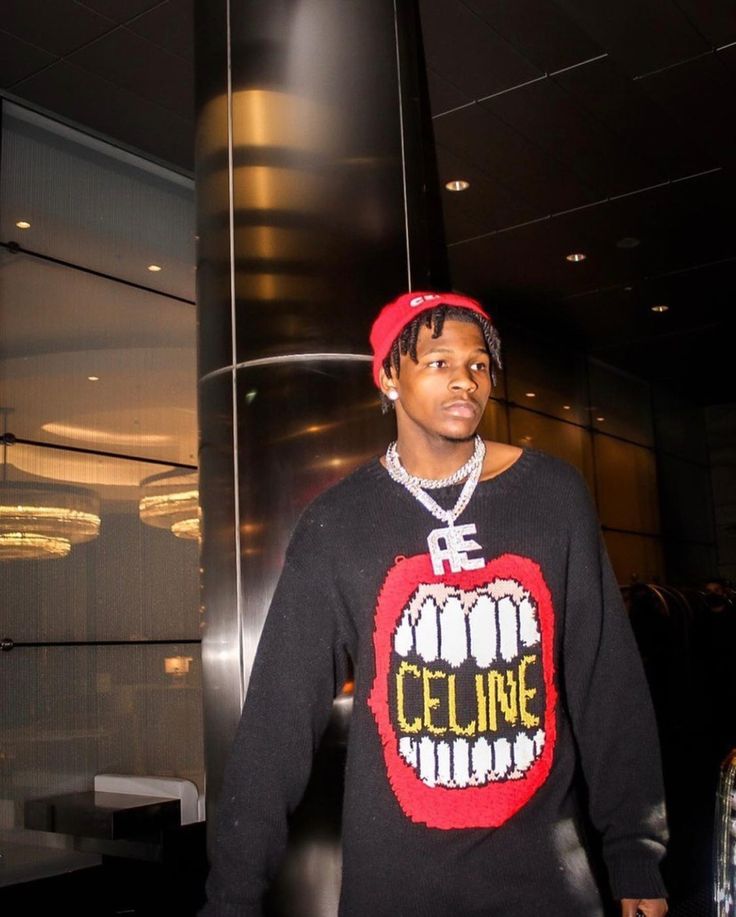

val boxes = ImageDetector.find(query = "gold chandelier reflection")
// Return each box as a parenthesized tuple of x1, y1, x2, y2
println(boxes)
(138, 471, 199, 541)
(0, 481, 101, 560)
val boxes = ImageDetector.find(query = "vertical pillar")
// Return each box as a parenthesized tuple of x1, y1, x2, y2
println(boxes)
(195, 0, 447, 853)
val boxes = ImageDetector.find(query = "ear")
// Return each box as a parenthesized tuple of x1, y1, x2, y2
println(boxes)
(378, 366, 398, 398)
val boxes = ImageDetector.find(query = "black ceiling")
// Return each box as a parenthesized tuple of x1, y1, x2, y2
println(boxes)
(2, 0, 735, 405)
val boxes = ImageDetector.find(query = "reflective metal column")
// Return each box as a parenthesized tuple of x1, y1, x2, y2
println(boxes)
(194, 0, 447, 909)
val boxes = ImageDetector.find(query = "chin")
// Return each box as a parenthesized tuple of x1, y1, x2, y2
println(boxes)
(439, 432, 478, 444)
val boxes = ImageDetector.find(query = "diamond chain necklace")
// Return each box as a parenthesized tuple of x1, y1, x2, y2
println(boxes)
(384, 436, 487, 575)
(385, 433, 484, 490)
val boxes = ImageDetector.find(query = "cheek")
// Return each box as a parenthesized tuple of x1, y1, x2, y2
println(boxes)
(399, 379, 440, 410)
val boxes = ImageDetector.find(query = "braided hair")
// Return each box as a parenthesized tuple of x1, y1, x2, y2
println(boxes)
(379, 304, 502, 413)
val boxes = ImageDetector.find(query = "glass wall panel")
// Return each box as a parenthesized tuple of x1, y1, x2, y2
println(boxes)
(657, 454, 715, 546)
(504, 330, 588, 425)
(2, 445, 199, 644)
(0, 103, 195, 302)
(595, 435, 660, 534)
(662, 541, 718, 586)
(0, 250, 196, 466)
(652, 384, 709, 464)
(588, 359, 654, 447)
(477, 397, 509, 444)
(509, 407, 594, 488)
(0, 101, 201, 874)
(0, 643, 203, 828)
(604, 531, 665, 585)
(705, 404, 736, 579)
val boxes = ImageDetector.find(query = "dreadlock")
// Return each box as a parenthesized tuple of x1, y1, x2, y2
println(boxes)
(379, 304, 502, 413)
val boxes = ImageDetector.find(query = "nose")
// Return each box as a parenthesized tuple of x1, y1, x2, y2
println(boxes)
(449, 366, 477, 392)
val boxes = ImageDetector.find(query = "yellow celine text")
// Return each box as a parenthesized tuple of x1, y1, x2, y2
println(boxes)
(395, 656, 540, 737)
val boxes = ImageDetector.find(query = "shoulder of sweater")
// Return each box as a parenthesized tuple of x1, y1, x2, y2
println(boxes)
(505, 448, 589, 494)
(289, 459, 382, 536)
(502, 449, 597, 518)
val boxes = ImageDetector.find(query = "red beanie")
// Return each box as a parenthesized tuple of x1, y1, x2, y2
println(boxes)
(369, 291, 491, 387)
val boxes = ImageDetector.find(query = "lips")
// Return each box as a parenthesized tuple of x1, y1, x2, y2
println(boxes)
(369, 553, 557, 830)
(443, 399, 478, 419)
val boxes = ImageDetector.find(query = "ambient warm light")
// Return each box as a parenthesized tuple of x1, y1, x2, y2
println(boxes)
(171, 517, 199, 539)
(596, 416, 605, 422)
(147, 264, 163, 272)
(15, 220, 31, 230)
(651, 304, 669, 313)
(525, 392, 536, 398)
(562, 405, 571, 411)
(164, 656, 193, 677)
(565, 252, 587, 263)
(42, 421, 170, 447)
(0, 482, 101, 560)
(445, 179, 470, 192)
(0, 532, 69, 559)
(139, 490, 200, 540)
(87, 376, 100, 382)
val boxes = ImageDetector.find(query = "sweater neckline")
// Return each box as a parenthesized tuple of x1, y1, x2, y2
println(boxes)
(365, 445, 537, 502)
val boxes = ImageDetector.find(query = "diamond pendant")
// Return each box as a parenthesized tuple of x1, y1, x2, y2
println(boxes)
(427, 523, 485, 575)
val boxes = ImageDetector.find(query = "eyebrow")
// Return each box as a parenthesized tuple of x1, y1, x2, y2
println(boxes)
(422, 345, 489, 355)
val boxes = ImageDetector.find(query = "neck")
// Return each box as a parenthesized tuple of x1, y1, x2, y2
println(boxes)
(394, 435, 477, 480)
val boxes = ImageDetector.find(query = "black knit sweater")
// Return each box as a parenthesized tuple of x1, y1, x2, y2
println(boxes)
(202, 449, 668, 916)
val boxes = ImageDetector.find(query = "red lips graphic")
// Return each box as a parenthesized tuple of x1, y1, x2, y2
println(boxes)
(368, 552, 557, 829)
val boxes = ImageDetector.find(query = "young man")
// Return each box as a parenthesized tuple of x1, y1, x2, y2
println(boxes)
(202, 291, 668, 916)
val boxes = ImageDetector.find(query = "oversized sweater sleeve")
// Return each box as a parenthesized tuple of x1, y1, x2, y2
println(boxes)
(200, 509, 350, 917)
(561, 472, 668, 901)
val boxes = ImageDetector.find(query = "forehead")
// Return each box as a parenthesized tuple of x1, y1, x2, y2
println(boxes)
(414, 317, 488, 353)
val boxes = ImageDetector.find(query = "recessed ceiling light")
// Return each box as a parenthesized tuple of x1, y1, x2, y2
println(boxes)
(15, 220, 31, 230)
(147, 264, 162, 272)
(525, 392, 536, 398)
(562, 405, 571, 411)
(651, 304, 669, 313)
(87, 376, 100, 382)
(565, 252, 587, 262)
(445, 179, 470, 192)
(596, 416, 605, 422)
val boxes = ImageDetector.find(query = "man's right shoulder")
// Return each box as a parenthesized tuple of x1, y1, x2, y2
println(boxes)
(295, 457, 383, 529)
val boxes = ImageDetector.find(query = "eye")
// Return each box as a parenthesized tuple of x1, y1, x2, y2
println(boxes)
(427, 359, 447, 368)
(471, 361, 489, 372)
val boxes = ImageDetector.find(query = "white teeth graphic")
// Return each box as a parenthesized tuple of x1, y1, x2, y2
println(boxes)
(493, 737, 512, 777)
(453, 739, 470, 786)
(399, 736, 417, 768)
(399, 732, 544, 787)
(497, 596, 518, 662)
(439, 594, 467, 668)
(514, 732, 535, 771)
(519, 597, 540, 647)
(471, 736, 493, 781)
(394, 614, 414, 657)
(393, 579, 545, 788)
(394, 580, 540, 665)
(415, 597, 439, 662)
(419, 736, 436, 786)
(469, 594, 497, 667)
(436, 741, 452, 785)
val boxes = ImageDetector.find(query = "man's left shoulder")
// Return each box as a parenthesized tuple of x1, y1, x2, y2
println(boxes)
(522, 448, 588, 490)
